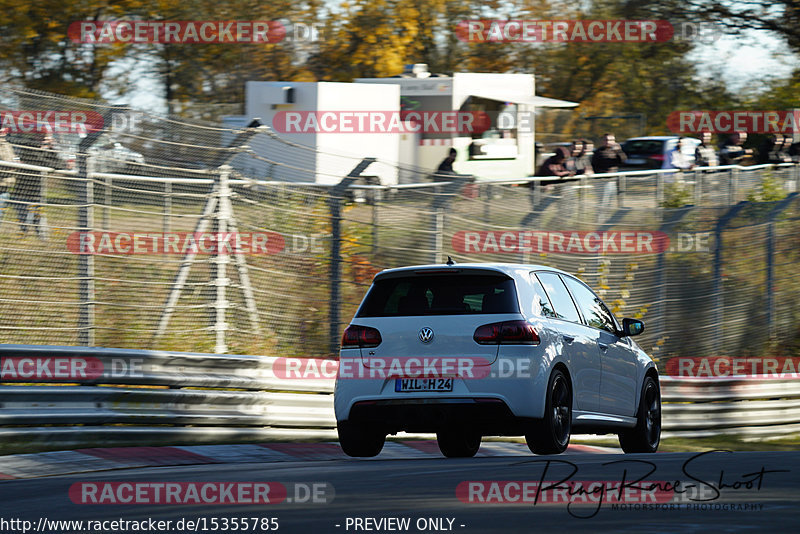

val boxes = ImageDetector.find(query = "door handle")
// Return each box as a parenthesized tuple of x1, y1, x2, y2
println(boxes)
(598, 342, 609, 352)
(562, 335, 575, 344)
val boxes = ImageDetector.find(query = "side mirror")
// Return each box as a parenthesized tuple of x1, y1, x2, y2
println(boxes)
(621, 318, 645, 337)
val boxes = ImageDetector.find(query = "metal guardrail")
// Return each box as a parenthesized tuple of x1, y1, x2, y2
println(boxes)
(660, 376, 800, 439)
(0, 344, 335, 449)
(2, 345, 799, 450)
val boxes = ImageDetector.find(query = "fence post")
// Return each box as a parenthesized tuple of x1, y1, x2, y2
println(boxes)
(428, 176, 465, 264)
(163, 181, 172, 233)
(693, 169, 702, 205)
(74, 105, 122, 345)
(328, 158, 376, 355)
(483, 183, 491, 222)
(579, 174, 587, 222)
(656, 206, 695, 347)
(432, 207, 444, 263)
(713, 202, 748, 354)
(40, 169, 49, 240)
(103, 175, 111, 230)
(728, 167, 738, 205)
(329, 192, 343, 356)
(76, 154, 95, 346)
(795, 163, 800, 192)
(532, 180, 541, 211)
(371, 187, 380, 256)
(765, 193, 799, 340)
(617, 173, 626, 208)
(655, 172, 663, 207)
(213, 166, 232, 354)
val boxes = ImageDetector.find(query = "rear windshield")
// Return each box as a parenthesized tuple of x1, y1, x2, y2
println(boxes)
(622, 140, 665, 155)
(357, 274, 519, 317)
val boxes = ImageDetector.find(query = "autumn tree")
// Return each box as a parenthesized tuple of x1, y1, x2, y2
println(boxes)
(0, 0, 134, 97)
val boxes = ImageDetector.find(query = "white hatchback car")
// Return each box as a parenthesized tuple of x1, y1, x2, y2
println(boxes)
(334, 263, 661, 457)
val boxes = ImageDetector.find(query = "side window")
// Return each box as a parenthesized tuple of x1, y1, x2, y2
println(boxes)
(535, 272, 582, 323)
(529, 272, 557, 318)
(562, 276, 617, 333)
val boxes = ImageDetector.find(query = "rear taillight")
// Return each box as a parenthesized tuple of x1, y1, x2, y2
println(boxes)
(341, 324, 382, 348)
(474, 320, 540, 345)
(650, 154, 665, 161)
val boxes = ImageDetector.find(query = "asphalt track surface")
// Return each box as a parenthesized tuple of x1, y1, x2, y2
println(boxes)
(1, 449, 798, 534)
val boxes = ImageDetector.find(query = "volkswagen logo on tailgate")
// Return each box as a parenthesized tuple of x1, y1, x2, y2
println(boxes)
(419, 327, 434, 344)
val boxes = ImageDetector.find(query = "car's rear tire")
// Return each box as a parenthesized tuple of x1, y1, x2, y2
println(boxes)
(437, 428, 481, 458)
(526, 369, 571, 455)
(337, 421, 385, 457)
(619, 375, 661, 453)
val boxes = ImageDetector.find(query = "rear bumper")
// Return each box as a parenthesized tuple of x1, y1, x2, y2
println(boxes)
(343, 398, 536, 435)
(333, 345, 551, 427)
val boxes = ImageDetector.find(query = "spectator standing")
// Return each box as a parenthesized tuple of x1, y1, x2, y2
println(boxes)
(582, 139, 595, 163)
(790, 140, 800, 163)
(719, 132, 753, 166)
(757, 135, 778, 165)
(591, 133, 627, 174)
(435, 147, 457, 176)
(695, 132, 718, 167)
(771, 135, 793, 163)
(0, 128, 19, 220)
(575, 139, 594, 175)
(566, 140, 594, 176)
(12, 133, 56, 238)
(782, 135, 794, 156)
(662, 137, 694, 170)
(536, 147, 573, 178)
(564, 140, 582, 174)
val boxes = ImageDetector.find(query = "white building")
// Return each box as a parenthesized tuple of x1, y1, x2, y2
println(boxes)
(228, 81, 400, 185)
(227, 66, 578, 184)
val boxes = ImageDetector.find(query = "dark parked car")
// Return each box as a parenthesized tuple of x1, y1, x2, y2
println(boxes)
(621, 136, 700, 170)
